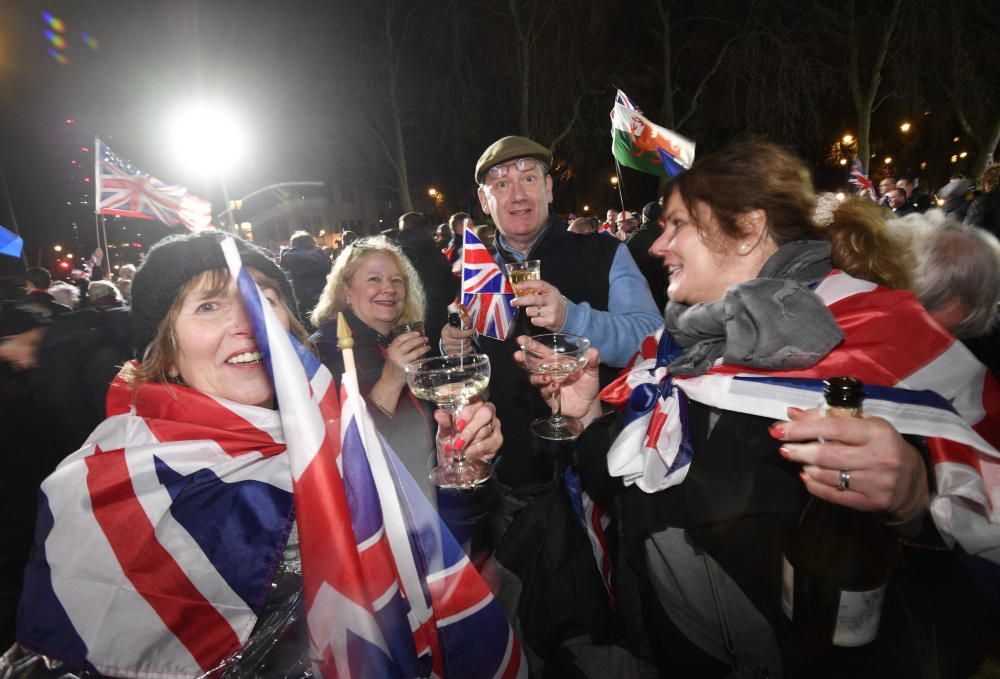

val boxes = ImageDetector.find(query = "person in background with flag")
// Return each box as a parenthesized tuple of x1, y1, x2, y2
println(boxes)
(11, 230, 508, 678)
(310, 236, 501, 561)
(522, 142, 1000, 678)
(440, 135, 662, 548)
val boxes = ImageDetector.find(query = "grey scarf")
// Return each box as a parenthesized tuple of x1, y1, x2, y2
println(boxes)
(663, 240, 844, 375)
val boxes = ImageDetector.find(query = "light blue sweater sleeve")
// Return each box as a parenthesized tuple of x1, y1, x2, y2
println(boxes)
(559, 244, 663, 367)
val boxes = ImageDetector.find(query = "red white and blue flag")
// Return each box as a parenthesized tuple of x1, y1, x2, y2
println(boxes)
(600, 271, 1000, 565)
(17, 237, 525, 678)
(94, 138, 212, 231)
(848, 159, 877, 201)
(461, 227, 515, 341)
(564, 466, 618, 602)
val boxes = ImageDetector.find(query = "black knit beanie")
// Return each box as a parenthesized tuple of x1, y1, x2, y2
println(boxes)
(131, 230, 296, 359)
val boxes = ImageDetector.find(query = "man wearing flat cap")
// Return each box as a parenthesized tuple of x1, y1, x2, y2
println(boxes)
(442, 135, 661, 540)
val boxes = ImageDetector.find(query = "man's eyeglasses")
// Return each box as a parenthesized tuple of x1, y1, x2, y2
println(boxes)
(486, 157, 544, 180)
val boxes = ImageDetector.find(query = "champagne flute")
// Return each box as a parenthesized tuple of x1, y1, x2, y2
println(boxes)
(519, 333, 591, 440)
(405, 354, 492, 489)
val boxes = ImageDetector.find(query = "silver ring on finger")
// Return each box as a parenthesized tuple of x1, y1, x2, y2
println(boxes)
(837, 469, 851, 491)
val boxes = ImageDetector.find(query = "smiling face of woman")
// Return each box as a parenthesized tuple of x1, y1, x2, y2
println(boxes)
(170, 269, 290, 408)
(650, 188, 775, 305)
(343, 252, 406, 335)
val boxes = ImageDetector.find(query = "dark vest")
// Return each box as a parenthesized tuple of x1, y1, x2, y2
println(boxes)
(482, 219, 619, 487)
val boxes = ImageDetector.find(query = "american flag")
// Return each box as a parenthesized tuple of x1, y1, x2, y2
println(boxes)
(848, 159, 877, 201)
(461, 227, 515, 340)
(16, 237, 525, 678)
(95, 138, 212, 231)
(600, 271, 1000, 567)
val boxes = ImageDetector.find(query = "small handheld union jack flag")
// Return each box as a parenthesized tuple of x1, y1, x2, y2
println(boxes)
(461, 228, 515, 341)
(848, 159, 877, 202)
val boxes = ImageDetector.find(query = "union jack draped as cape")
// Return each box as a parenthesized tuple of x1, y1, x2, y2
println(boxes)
(95, 138, 212, 231)
(17, 238, 525, 678)
(461, 227, 515, 340)
(600, 270, 1000, 565)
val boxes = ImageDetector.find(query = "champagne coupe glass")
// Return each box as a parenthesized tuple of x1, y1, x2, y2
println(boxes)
(405, 354, 492, 489)
(519, 333, 591, 440)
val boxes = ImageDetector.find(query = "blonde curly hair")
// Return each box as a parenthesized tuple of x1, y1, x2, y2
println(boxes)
(310, 236, 426, 329)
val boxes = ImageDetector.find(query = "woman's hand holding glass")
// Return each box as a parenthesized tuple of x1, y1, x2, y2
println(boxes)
(773, 406, 930, 523)
(513, 336, 604, 430)
(433, 400, 502, 466)
(381, 330, 430, 388)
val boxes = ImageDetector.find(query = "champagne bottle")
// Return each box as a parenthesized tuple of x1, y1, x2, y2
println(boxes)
(781, 377, 890, 648)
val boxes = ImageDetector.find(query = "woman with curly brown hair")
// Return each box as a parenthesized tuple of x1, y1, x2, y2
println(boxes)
(519, 142, 1000, 678)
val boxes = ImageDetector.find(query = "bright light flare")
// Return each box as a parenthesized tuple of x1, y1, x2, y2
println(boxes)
(842, 134, 854, 144)
(168, 104, 248, 176)
(899, 122, 911, 133)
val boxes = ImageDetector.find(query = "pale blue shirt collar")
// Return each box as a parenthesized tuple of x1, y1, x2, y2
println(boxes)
(493, 221, 550, 262)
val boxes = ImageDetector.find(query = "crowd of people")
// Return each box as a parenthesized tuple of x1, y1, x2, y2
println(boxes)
(1, 135, 999, 679)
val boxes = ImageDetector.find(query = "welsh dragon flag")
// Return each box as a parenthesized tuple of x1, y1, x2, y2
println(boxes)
(610, 90, 695, 178)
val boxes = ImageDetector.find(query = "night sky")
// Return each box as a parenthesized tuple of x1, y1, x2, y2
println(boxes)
(1, 0, 344, 267)
(0, 0, 994, 274)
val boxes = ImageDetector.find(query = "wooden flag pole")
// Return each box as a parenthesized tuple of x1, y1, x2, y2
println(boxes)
(336, 311, 355, 374)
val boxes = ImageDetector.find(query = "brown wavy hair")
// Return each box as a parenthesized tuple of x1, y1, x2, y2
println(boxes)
(664, 142, 912, 289)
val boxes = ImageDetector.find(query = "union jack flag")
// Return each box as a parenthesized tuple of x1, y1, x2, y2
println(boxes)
(848, 159, 877, 201)
(564, 466, 618, 603)
(94, 138, 212, 231)
(600, 271, 1000, 568)
(614, 89, 640, 113)
(461, 227, 515, 340)
(16, 236, 525, 678)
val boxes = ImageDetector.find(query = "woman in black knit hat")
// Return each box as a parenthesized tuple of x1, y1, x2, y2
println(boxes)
(9, 230, 504, 678)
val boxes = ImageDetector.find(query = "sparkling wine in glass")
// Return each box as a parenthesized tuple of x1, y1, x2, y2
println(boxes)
(519, 333, 590, 440)
(405, 354, 492, 489)
(505, 260, 541, 296)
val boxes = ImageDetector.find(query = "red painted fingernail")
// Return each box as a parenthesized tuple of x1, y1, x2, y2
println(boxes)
(456, 419, 467, 432)
(454, 437, 466, 451)
(769, 425, 785, 439)
(443, 443, 453, 453)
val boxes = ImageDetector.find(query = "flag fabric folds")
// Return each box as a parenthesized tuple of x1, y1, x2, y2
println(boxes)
(223, 238, 526, 678)
(0, 224, 23, 258)
(600, 270, 1000, 566)
(848, 160, 877, 201)
(461, 227, 515, 340)
(95, 138, 212, 231)
(17, 236, 525, 678)
(610, 89, 695, 178)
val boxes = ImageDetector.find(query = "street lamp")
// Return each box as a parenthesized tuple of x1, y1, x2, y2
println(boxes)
(839, 158, 848, 166)
(428, 188, 438, 197)
(883, 157, 893, 165)
(842, 134, 854, 145)
(610, 176, 619, 186)
(168, 102, 247, 230)
(899, 122, 912, 133)
(53, 245, 62, 252)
